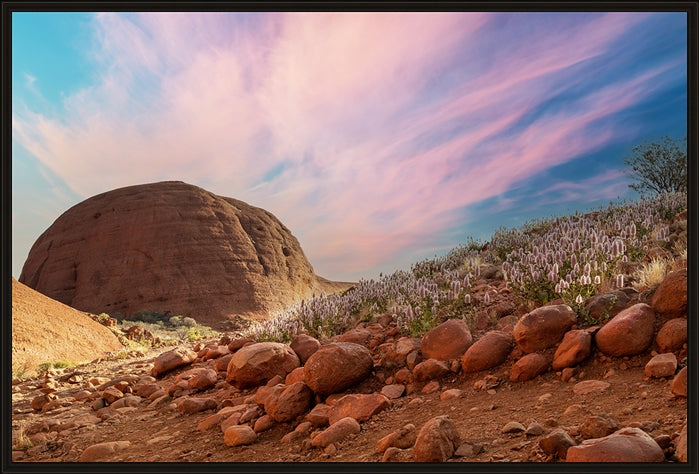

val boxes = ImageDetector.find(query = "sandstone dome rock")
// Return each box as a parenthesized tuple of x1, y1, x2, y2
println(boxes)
(11, 278, 124, 376)
(19, 181, 350, 328)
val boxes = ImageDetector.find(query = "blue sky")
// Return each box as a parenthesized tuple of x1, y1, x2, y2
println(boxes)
(11, 11, 687, 282)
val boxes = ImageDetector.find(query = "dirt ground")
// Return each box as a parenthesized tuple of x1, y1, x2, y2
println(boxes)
(10, 337, 687, 466)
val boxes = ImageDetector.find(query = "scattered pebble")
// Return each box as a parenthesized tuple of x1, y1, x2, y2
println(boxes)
(525, 423, 545, 436)
(502, 422, 526, 434)
(408, 398, 424, 408)
(324, 444, 337, 455)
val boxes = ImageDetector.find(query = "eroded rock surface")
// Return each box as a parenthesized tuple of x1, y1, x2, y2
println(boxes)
(19, 181, 347, 327)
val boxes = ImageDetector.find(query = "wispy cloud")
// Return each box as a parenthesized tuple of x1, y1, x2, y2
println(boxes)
(532, 169, 630, 203)
(12, 12, 686, 280)
(23, 72, 36, 87)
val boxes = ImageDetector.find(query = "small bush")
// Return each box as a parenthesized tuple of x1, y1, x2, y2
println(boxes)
(119, 315, 218, 345)
(106, 349, 132, 360)
(624, 136, 687, 195)
(184, 325, 217, 341)
(182, 317, 197, 327)
(168, 315, 184, 326)
(37, 360, 77, 374)
(52, 360, 74, 369)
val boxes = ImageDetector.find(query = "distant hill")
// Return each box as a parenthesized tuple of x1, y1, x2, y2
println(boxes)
(11, 278, 124, 376)
(19, 181, 352, 328)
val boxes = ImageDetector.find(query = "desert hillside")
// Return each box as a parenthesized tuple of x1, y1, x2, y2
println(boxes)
(19, 181, 351, 328)
(10, 262, 688, 465)
(10, 193, 688, 465)
(11, 278, 124, 377)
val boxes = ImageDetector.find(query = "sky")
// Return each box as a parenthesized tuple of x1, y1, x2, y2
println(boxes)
(11, 11, 688, 282)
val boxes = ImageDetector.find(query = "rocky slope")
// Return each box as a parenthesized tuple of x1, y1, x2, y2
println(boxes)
(10, 267, 688, 465)
(19, 181, 350, 328)
(11, 278, 124, 377)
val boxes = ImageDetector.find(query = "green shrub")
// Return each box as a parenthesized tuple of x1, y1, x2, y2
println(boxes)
(130, 310, 175, 324)
(184, 325, 217, 341)
(37, 360, 77, 374)
(182, 317, 197, 327)
(168, 315, 184, 326)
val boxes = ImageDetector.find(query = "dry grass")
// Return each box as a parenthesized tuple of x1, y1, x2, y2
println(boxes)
(673, 234, 687, 261)
(12, 361, 33, 381)
(632, 258, 671, 290)
(12, 421, 33, 451)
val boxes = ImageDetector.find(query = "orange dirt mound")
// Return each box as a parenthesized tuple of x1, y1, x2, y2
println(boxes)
(12, 278, 124, 376)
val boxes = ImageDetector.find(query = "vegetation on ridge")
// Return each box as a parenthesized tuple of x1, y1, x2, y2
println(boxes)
(244, 191, 687, 343)
(624, 135, 687, 195)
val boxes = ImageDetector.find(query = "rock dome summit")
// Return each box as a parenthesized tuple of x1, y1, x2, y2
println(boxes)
(19, 181, 349, 327)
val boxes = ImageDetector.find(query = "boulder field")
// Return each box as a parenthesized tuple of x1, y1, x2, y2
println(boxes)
(10, 270, 687, 464)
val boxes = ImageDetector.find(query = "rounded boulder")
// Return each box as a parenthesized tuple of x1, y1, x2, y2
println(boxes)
(327, 393, 391, 425)
(552, 329, 592, 370)
(595, 303, 655, 357)
(513, 305, 577, 353)
(510, 353, 550, 382)
(566, 427, 664, 462)
(655, 318, 687, 353)
(226, 342, 300, 389)
(650, 269, 687, 318)
(413, 415, 461, 462)
(671, 366, 687, 397)
(150, 347, 197, 378)
(304, 342, 373, 395)
(311, 417, 360, 448)
(289, 334, 320, 364)
(413, 359, 450, 382)
(644, 353, 677, 378)
(223, 425, 257, 447)
(461, 330, 513, 373)
(420, 319, 472, 360)
(266, 381, 314, 422)
(79, 441, 131, 462)
(584, 290, 631, 322)
(175, 367, 218, 391)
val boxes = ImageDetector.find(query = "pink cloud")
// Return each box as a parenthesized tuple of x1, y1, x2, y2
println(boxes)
(12, 12, 682, 280)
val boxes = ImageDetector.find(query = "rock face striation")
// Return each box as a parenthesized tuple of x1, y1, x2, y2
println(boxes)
(19, 181, 347, 327)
